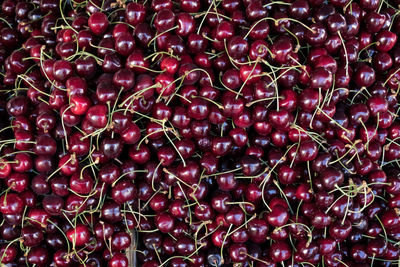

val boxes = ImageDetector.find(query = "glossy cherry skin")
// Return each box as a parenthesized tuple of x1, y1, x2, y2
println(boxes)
(306, 23, 328, 46)
(267, 205, 289, 227)
(88, 12, 109, 35)
(109, 253, 129, 267)
(111, 232, 131, 251)
(125, 2, 146, 26)
(53, 60, 74, 82)
(0, 193, 24, 215)
(0, 244, 17, 263)
(155, 212, 175, 233)
(270, 242, 291, 262)
(22, 225, 44, 247)
(376, 30, 397, 52)
(354, 64, 376, 87)
(311, 67, 333, 90)
(66, 224, 90, 247)
(27, 247, 49, 266)
(229, 244, 247, 263)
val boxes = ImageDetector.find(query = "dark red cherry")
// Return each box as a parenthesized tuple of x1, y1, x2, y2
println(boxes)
(53, 60, 74, 82)
(88, 12, 109, 35)
(67, 224, 90, 247)
(227, 36, 249, 59)
(115, 33, 135, 56)
(125, 2, 146, 26)
(109, 253, 129, 267)
(27, 247, 49, 267)
(0, 193, 23, 215)
(376, 30, 397, 52)
(267, 205, 289, 227)
(306, 23, 328, 46)
(354, 64, 375, 87)
(270, 242, 291, 262)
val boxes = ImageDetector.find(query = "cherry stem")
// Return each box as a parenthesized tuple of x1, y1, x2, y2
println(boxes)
(161, 121, 186, 167)
(162, 168, 191, 188)
(219, 224, 233, 265)
(144, 51, 179, 61)
(235, 61, 260, 100)
(246, 96, 282, 107)
(196, 1, 214, 35)
(89, 41, 116, 52)
(244, 17, 315, 40)
(61, 105, 74, 150)
(0, 237, 21, 263)
(147, 26, 179, 47)
(58, 0, 77, 34)
(337, 32, 349, 78)
(375, 214, 388, 244)
(192, 95, 223, 109)
(263, 1, 291, 7)
(273, 179, 294, 214)
(46, 154, 74, 182)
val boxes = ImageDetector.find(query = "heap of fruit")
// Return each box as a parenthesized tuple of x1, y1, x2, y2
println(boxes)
(0, 0, 400, 266)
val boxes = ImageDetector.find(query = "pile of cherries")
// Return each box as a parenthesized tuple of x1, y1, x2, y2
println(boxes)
(0, 0, 400, 266)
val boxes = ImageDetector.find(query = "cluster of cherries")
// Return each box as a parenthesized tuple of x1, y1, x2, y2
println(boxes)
(0, 0, 400, 266)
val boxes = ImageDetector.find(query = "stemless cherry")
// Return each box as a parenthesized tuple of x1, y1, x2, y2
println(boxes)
(88, 12, 109, 35)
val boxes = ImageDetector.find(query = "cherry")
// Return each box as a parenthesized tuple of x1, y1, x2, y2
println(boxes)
(210, 136, 232, 156)
(306, 23, 328, 46)
(101, 137, 123, 158)
(125, 2, 146, 25)
(109, 253, 129, 267)
(155, 212, 175, 233)
(267, 205, 289, 227)
(0, 193, 23, 215)
(225, 206, 245, 226)
(221, 69, 240, 90)
(175, 237, 195, 256)
(6, 172, 28, 192)
(270, 241, 291, 262)
(88, 12, 109, 35)
(22, 225, 44, 247)
(12, 152, 32, 173)
(1, 28, 20, 48)
(366, 238, 388, 257)
(58, 153, 78, 176)
(376, 30, 397, 52)
(27, 208, 50, 228)
(181, 0, 200, 12)
(27, 247, 49, 267)
(111, 232, 131, 251)
(229, 243, 248, 263)
(311, 67, 333, 90)
(85, 104, 108, 128)
(154, 9, 175, 32)
(75, 56, 97, 78)
(50, 175, 69, 197)
(34, 134, 56, 156)
(0, 159, 11, 179)
(311, 210, 332, 228)
(227, 36, 249, 59)
(9, 50, 31, 74)
(112, 180, 136, 204)
(66, 224, 90, 247)
(42, 195, 64, 216)
(0, 244, 17, 263)
(6, 95, 28, 117)
(354, 64, 376, 87)
(53, 60, 74, 82)
(193, 200, 213, 220)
